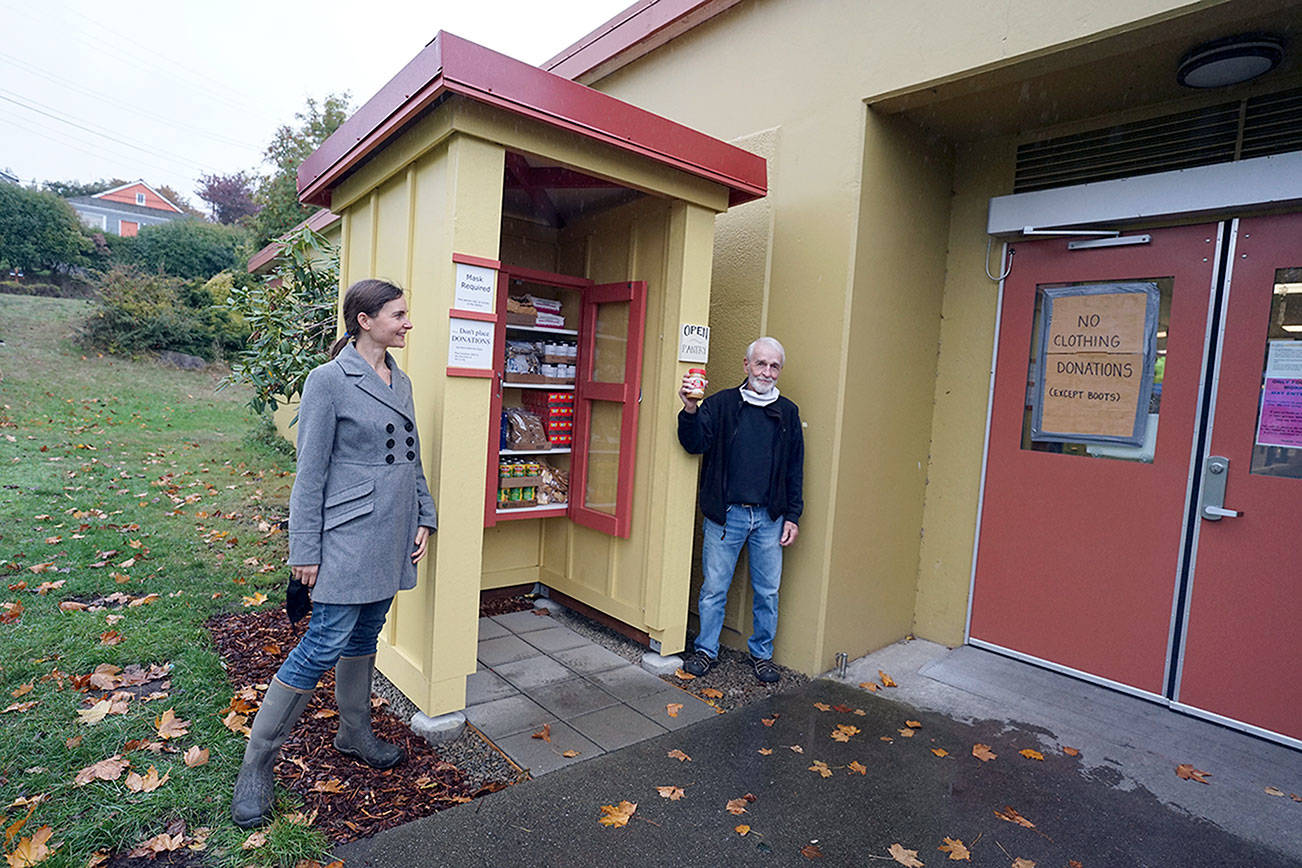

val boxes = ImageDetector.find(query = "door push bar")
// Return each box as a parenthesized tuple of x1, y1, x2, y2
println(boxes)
(1200, 455, 1243, 520)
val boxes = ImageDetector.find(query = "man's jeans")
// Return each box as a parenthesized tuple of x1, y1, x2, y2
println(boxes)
(695, 505, 784, 660)
(275, 597, 394, 690)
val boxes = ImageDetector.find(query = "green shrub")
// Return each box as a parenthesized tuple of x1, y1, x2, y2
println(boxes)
(81, 265, 249, 360)
(117, 220, 247, 280)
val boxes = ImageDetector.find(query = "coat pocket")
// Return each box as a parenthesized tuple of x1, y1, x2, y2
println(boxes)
(323, 479, 375, 530)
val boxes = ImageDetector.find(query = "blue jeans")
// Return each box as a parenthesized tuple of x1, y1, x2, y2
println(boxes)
(275, 597, 394, 690)
(695, 506, 784, 660)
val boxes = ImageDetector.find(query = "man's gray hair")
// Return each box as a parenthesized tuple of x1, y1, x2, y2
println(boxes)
(746, 336, 786, 364)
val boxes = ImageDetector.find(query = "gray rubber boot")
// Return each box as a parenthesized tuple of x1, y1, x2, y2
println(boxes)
(333, 654, 405, 769)
(230, 678, 314, 828)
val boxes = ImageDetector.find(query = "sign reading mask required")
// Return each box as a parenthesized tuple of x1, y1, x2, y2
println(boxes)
(1031, 283, 1159, 446)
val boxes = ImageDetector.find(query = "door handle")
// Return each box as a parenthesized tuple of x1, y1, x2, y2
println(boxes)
(1199, 456, 1243, 520)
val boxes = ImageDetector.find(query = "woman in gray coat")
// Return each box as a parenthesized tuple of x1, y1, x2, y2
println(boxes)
(232, 279, 438, 828)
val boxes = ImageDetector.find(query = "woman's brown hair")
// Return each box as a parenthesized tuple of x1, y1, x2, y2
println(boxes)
(327, 279, 405, 358)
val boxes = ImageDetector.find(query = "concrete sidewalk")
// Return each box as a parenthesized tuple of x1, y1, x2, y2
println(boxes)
(339, 640, 1302, 867)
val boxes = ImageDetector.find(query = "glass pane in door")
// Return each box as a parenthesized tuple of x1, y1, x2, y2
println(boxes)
(591, 301, 629, 383)
(583, 402, 622, 514)
(1249, 268, 1302, 479)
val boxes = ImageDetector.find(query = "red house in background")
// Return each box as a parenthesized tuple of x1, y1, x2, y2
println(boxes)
(67, 180, 187, 237)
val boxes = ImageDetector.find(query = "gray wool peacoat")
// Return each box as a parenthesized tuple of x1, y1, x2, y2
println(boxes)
(288, 343, 437, 604)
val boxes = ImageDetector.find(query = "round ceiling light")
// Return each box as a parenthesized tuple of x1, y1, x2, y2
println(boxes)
(1178, 35, 1284, 88)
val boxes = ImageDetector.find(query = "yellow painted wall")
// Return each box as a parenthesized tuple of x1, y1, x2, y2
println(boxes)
(913, 136, 1018, 645)
(327, 125, 506, 715)
(578, 0, 1216, 670)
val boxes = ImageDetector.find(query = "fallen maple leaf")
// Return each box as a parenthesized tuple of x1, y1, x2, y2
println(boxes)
(972, 743, 997, 762)
(1019, 748, 1044, 761)
(994, 805, 1036, 828)
(905, 720, 922, 729)
(1, 601, 23, 623)
(74, 756, 129, 786)
(6, 825, 54, 867)
(313, 778, 346, 794)
(848, 760, 867, 775)
(735, 824, 751, 836)
(725, 797, 748, 815)
(789, 744, 804, 753)
(801, 844, 824, 859)
(598, 800, 637, 828)
(656, 786, 685, 800)
(155, 709, 189, 739)
(99, 631, 123, 646)
(931, 747, 949, 758)
(241, 831, 267, 850)
(1011, 859, 1036, 868)
(879, 670, 897, 688)
(830, 724, 860, 743)
(761, 715, 779, 727)
(222, 711, 250, 735)
(183, 746, 209, 768)
(813, 702, 832, 712)
(1264, 786, 1286, 797)
(938, 836, 970, 860)
(700, 687, 723, 699)
(532, 724, 552, 742)
(673, 669, 696, 680)
(808, 761, 833, 778)
(2, 701, 37, 714)
(666, 702, 684, 718)
(758, 747, 773, 755)
(1062, 746, 1080, 757)
(127, 831, 184, 859)
(77, 699, 113, 725)
(562, 749, 579, 758)
(124, 766, 169, 793)
(897, 728, 915, 738)
(888, 842, 924, 867)
(859, 681, 880, 692)
(666, 749, 691, 762)
(241, 591, 267, 607)
(1176, 763, 1211, 784)
(312, 708, 338, 719)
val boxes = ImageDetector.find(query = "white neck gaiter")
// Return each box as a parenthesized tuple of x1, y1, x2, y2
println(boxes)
(739, 384, 780, 406)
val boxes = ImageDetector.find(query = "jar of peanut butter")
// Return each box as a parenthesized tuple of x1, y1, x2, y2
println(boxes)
(685, 368, 707, 400)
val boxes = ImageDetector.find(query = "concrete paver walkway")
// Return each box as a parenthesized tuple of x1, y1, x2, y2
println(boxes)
(466, 611, 713, 774)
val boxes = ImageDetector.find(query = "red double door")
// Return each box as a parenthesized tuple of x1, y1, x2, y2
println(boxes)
(970, 213, 1302, 744)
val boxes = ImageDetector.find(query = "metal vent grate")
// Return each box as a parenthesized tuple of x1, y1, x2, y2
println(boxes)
(1014, 85, 1302, 193)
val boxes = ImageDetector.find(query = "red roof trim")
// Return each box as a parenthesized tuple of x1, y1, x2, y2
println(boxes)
(542, 0, 742, 83)
(93, 179, 184, 214)
(246, 209, 340, 274)
(297, 31, 765, 210)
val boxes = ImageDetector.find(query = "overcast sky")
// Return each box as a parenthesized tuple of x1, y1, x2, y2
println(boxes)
(0, 0, 633, 206)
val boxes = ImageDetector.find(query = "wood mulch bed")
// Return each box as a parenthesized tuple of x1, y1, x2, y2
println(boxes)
(207, 608, 507, 845)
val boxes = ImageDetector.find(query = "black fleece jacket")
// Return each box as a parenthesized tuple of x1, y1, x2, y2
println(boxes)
(678, 385, 804, 527)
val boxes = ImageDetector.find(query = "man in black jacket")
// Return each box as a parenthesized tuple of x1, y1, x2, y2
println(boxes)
(677, 337, 803, 682)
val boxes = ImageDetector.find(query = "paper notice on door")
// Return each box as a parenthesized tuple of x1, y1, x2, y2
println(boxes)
(1255, 340, 1302, 449)
(1033, 284, 1157, 444)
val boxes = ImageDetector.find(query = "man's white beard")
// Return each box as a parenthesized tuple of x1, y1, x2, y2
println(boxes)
(748, 375, 774, 393)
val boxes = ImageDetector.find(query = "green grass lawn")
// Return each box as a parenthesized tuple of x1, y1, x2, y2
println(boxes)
(0, 295, 329, 866)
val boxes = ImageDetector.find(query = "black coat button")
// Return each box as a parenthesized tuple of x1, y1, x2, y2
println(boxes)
(385, 454, 395, 464)
(406, 436, 414, 446)
(407, 451, 415, 461)
(386, 439, 395, 449)
(404, 421, 413, 432)
(386, 423, 395, 434)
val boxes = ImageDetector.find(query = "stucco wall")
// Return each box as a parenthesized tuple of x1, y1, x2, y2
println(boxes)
(576, 0, 1212, 670)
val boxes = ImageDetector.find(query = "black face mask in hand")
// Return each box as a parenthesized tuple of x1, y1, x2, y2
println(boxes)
(286, 578, 311, 624)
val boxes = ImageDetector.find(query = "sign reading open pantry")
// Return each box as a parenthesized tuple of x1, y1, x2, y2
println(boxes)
(1030, 282, 1159, 446)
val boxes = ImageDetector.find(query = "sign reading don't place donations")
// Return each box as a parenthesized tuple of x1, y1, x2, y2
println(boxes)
(1030, 282, 1159, 446)
(447, 318, 495, 371)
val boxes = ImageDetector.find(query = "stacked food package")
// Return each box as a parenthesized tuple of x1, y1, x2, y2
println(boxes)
(496, 456, 569, 508)
(522, 391, 575, 447)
